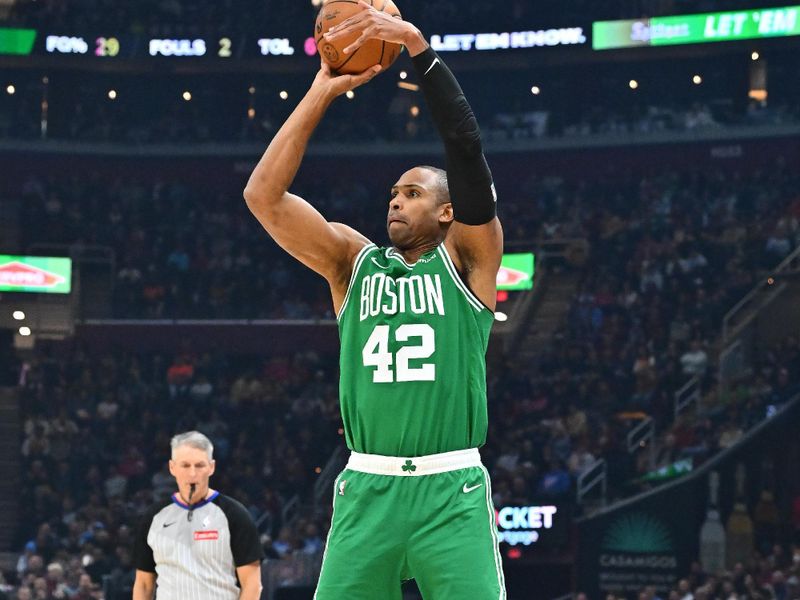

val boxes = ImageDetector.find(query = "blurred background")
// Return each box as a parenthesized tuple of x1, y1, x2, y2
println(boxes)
(0, 0, 799, 598)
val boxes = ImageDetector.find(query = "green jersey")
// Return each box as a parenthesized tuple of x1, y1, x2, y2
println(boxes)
(337, 242, 495, 457)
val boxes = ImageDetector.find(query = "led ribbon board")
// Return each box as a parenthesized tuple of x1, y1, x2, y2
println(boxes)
(497, 253, 535, 291)
(0, 28, 37, 55)
(496, 504, 572, 548)
(0, 255, 72, 294)
(593, 5, 800, 49)
(2, 29, 586, 58)
(430, 28, 587, 52)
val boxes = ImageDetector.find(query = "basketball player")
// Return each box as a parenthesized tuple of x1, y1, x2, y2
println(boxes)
(244, 3, 505, 598)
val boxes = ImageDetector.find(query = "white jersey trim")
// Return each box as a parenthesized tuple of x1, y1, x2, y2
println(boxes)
(385, 247, 415, 269)
(437, 245, 490, 313)
(336, 243, 377, 322)
(313, 471, 346, 599)
(480, 465, 508, 598)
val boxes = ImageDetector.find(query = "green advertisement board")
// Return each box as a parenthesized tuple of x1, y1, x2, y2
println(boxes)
(0, 255, 72, 294)
(577, 398, 799, 598)
(593, 5, 800, 49)
(639, 458, 693, 483)
(0, 28, 37, 55)
(497, 253, 535, 291)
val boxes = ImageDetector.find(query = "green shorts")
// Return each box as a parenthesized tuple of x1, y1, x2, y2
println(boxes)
(314, 448, 506, 600)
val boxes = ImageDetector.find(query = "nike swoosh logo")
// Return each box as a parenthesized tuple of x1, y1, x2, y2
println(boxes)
(424, 58, 440, 75)
(463, 483, 482, 494)
(163, 522, 176, 528)
(370, 257, 390, 270)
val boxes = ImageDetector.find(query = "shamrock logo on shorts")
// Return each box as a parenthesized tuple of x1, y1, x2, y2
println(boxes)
(402, 460, 417, 473)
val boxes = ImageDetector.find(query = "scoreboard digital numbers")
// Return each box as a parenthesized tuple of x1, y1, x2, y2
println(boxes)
(3, 28, 592, 59)
(43, 35, 124, 56)
(95, 36, 121, 57)
(0, 28, 313, 59)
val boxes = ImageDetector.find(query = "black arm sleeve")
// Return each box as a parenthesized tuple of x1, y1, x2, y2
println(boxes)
(217, 495, 264, 567)
(411, 46, 496, 225)
(133, 504, 159, 573)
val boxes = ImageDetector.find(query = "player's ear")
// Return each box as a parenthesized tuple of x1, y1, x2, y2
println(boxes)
(438, 202, 454, 224)
(208, 460, 216, 477)
(168, 460, 176, 477)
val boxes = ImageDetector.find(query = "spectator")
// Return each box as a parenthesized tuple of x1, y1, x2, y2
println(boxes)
(681, 341, 709, 378)
(537, 460, 571, 498)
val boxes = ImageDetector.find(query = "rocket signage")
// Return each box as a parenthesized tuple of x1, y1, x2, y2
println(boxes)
(0, 256, 72, 294)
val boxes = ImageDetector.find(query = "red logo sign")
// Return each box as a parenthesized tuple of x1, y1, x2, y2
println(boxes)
(0, 262, 65, 288)
(193, 530, 219, 541)
(496, 266, 529, 287)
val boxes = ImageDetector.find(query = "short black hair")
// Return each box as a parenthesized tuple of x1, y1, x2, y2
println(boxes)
(418, 165, 450, 205)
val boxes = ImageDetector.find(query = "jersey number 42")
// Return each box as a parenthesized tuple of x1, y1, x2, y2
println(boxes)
(362, 324, 435, 383)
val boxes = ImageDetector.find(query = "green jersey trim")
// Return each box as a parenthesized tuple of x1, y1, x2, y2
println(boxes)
(336, 243, 377, 322)
(437, 245, 492, 314)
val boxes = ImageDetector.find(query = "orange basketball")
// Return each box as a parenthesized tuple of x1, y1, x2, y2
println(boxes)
(315, 0, 403, 75)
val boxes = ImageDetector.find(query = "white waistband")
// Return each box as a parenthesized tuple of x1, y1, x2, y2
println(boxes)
(346, 448, 482, 476)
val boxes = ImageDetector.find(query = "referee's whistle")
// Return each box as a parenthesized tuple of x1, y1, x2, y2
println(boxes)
(188, 483, 197, 522)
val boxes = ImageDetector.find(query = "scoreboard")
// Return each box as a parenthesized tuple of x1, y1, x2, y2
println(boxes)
(2, 5, 799, 63)
(0, 28, 316, 59)
(0, 25, 590, 62)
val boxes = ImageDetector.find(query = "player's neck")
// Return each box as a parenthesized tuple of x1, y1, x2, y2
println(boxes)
(393, 239, 440, 265)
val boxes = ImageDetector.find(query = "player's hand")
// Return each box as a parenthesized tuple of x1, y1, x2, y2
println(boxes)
(312, 59, 382, 99)
(323, 0, 426, 57)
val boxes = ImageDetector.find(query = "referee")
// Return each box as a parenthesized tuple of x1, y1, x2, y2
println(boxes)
(133, 431, 263, 600)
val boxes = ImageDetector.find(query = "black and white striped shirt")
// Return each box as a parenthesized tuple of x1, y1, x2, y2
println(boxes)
(133, 492, 262, 600)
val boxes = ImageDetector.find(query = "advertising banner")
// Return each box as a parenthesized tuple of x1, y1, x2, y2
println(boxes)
(496, 504, 569, 548)
(594, 5, 800, 49)
(0, 255, 72, 294)
(577, 491, 699, 596)
(497, 253, 535, 291)
(577, 397, 800, 598)
(0, 28, 37, 55)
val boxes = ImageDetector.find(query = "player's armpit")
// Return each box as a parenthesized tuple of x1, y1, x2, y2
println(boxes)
(245, 191, 369, 286)
(446, 217, 503, 311)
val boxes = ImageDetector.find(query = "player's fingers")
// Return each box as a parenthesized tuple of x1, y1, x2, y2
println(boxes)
(318, 60, 333, 79)
(326, 9, 370, 36)
(354, 0, 377, 18)
(325, 23, 362, 41)
(349, 64, 382, 88)
(342, 31, 369, 55)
